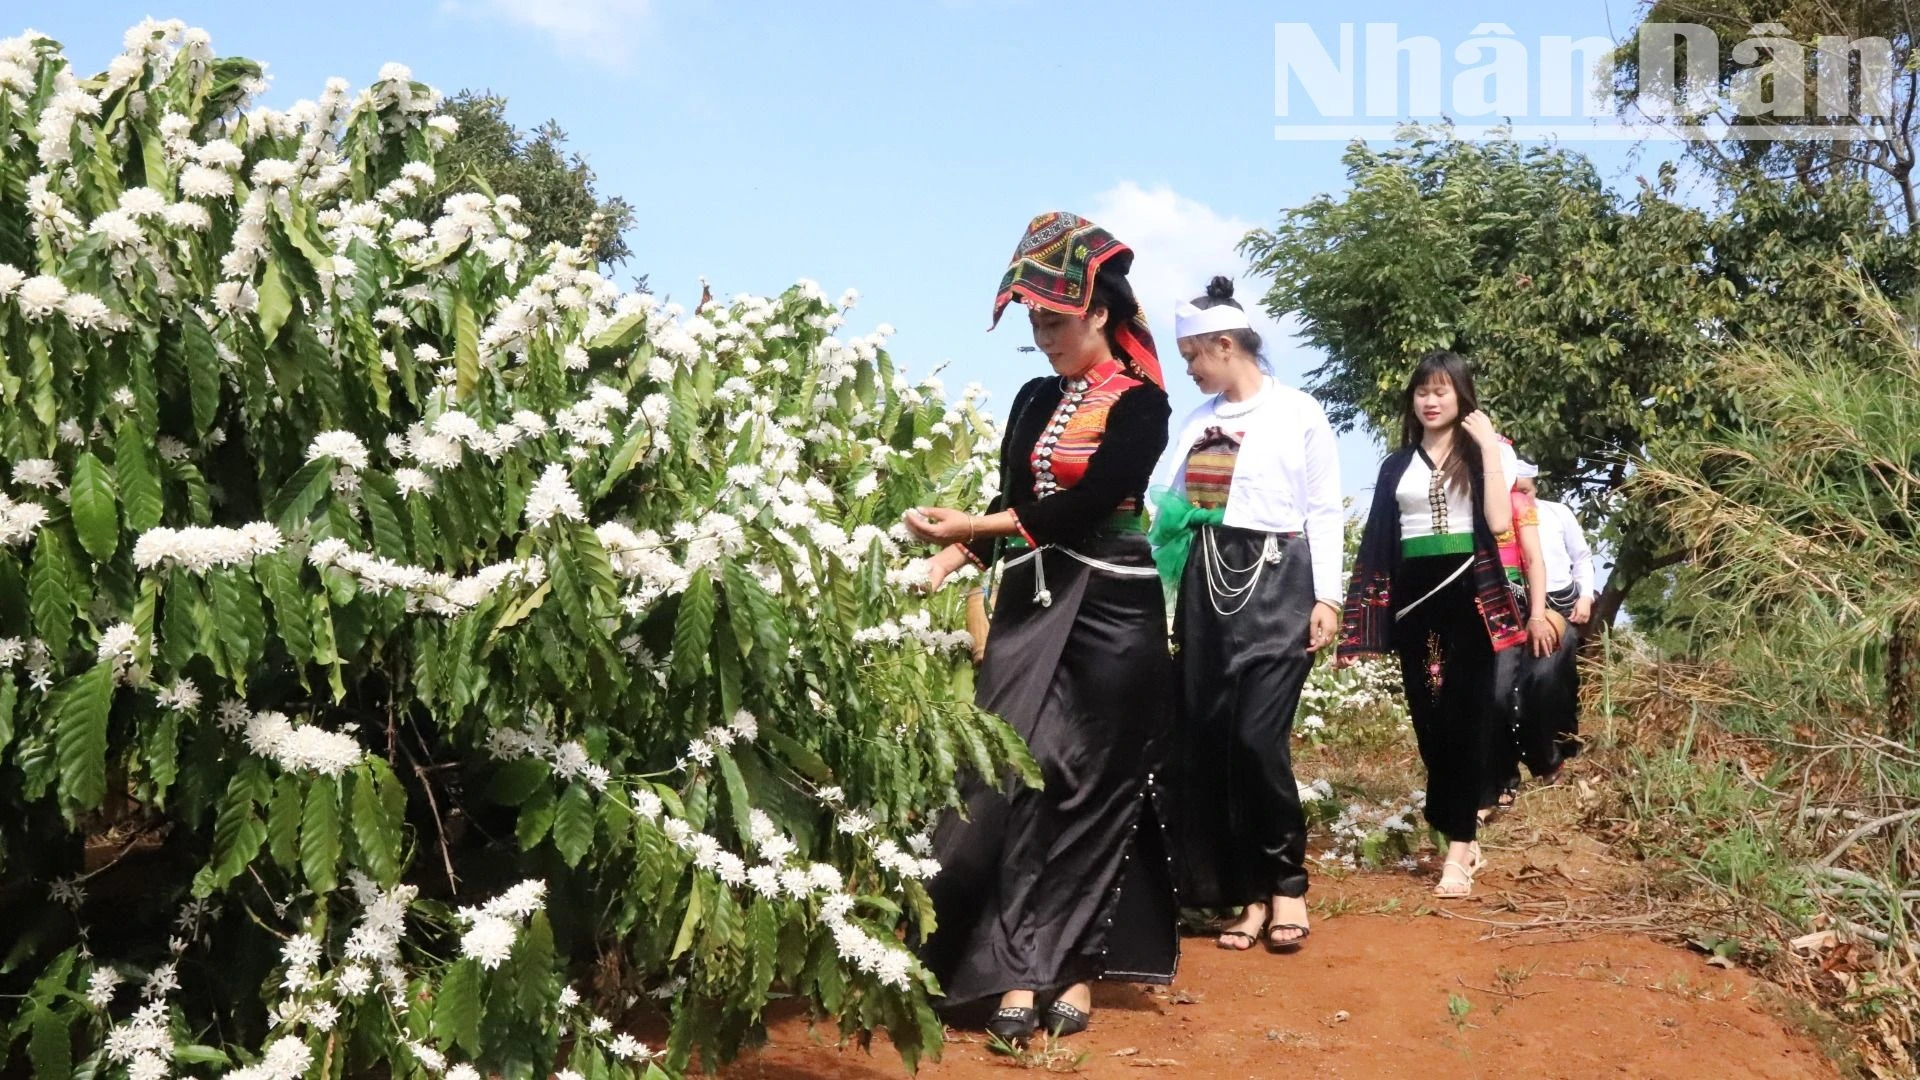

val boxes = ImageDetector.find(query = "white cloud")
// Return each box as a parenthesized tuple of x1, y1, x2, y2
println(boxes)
(1086, 180, 1307, 380)
(1088, 182, 1385, 492)
(449, 0, 655, 69)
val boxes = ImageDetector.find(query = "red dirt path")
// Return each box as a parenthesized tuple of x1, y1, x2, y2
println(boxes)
(721, 867, 1834, 1080)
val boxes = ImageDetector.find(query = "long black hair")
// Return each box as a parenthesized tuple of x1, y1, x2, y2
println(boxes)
(1090, 271, 1139, 361)
(1398, 349, 1483, 496)
(1184, 276, 1268, 371)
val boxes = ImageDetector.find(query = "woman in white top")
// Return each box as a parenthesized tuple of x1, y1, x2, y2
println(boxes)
(1334, 351, 1533, 898)
(1150, 278, 1342, 951)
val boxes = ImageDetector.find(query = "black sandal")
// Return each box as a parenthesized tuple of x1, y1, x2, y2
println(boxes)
(1266, 923, 1310, 953)
(1216, 928, 1258, 951)
(1044, 999, 1090, 1037)
(1215, 901, 1268, 951)
(985, 1006, 1038, 1047)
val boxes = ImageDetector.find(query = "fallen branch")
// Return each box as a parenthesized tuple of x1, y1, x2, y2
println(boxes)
(1816, 807, 1920, 867)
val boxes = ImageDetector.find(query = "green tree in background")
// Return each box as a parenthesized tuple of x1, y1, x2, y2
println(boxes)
(1608, 1, 1920, 229)
(1241, 129, 1914, 629)
(439, 90, 638, 268)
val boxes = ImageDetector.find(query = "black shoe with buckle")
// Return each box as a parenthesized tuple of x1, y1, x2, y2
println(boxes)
(1044, 999, 1089, 1037)
(986, 1006, 1038, 1047)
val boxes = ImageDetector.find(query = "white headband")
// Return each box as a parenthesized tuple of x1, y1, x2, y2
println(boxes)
(1174, 300, 1251, 341)
(1515, 459, 1539, 479)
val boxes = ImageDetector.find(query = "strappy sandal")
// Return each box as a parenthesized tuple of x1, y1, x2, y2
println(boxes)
(1433, 843, 1483, 899)
(1214, 902, 1267, 951)
(1216, 928, 1258, 951)
(1265, 922, 1310, 953)
(1044, 999, 1090, 1037)
(985, 1006, 1038, 1047)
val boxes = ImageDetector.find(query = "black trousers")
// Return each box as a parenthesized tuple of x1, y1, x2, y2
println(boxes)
(1393, 554, 1501, 843)
(1173, 528, 1314, 906)
(1517, 584, 1581, 774)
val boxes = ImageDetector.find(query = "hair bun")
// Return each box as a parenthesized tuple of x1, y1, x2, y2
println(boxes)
(1205, 276, 1235, 301)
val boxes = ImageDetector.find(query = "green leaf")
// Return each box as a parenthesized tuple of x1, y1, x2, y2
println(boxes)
(552, 782, 596, 867)
(487, 758, 550, 806)
(0, 673, 17, 756)
(114, 420, 163, 533)
(762, 728, 833, 784)
(300, 776, 342, 894)
(508, 911, 557, 1014)
(179, 311, 223, 437)
(350, 760, 406, 884)
(671, 570, 715, 689)
(258, 260, 293, 343)
(142, 712, 180, 802)
(53, 663, 115, 812)
(434, 959, 485, 1056)
(206, 570, 267, 692)
(69, 453, 119, 562)
(670, 875, 706, 961)
(27, 1008, 71, 1080)
(714, 629, 743, 722)
(716, 751, 754, 846)
(586, 309, 647, 354)
(255, 551, 316, 669)
(453, 290, 480, 400)
(172, 1045, 231, 1068)
(745, 898, 779, 1004)
(358, 471, 409, 560)
(489, 579, 550, 640)
(195, 760, 271, 896)
(27, 531, 76, 667)
(267, 774, 302, 872)
(266, 458, 333, 531)
(516, 783, 556, 850)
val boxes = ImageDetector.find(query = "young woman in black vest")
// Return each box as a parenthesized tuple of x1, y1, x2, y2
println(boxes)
(1335, 351, 1534, 898)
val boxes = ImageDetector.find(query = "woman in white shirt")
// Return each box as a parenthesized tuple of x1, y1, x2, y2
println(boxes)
(1150, 278, 1342, 952)
(1334, 351, 1534, 898)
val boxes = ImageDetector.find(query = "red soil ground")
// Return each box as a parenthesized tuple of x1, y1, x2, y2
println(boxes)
(721, 861, 1834, 1080)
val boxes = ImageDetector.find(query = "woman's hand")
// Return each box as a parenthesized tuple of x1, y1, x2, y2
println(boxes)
(1571, 596, 1593, 625)
(1528, 613, 1560, 656)
(903, 506, 973, 546)
(925, 558, 952, 593)
(1307, 601, 1340, 652)
(1460, 409, 1500, 447)
(919, 545, 971, 593)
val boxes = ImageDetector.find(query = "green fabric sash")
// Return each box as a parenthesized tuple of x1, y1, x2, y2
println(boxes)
(1400, 532, 1475, 558)
(1148, 489, 1225, 588)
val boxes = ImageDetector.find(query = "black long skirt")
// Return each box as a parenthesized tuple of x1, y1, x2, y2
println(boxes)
(920, 532, 1178, 1019)
(1172, 528, 1315, 906)
(1392, 554, 1502, 843)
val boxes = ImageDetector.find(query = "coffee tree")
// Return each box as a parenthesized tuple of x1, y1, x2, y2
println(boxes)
(0, 21, 1030, 1080)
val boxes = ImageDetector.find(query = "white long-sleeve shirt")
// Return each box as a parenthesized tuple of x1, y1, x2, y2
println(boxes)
(1534, 499, 1595, 597)
(1161, 377, 1345, 605)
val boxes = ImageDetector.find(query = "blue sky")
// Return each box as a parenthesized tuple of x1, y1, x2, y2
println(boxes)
(40, 1, 1665, 502)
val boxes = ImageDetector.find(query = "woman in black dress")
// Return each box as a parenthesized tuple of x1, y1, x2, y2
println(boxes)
(907, 211, 1177, 1044)
(1335, 351, 1532, 898)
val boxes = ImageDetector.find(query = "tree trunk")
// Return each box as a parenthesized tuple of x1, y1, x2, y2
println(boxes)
(1580, 547, 1687, 657)
(1890, 612, 1918, 742)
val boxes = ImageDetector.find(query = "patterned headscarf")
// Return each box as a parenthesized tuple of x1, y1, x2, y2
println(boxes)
(990, 211, 1164, 389)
